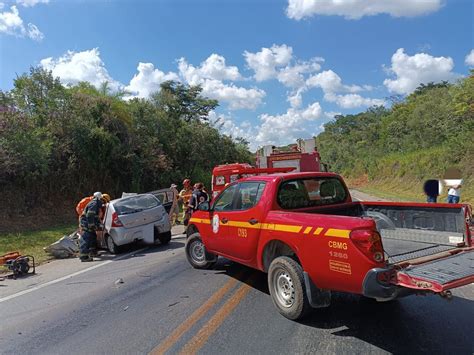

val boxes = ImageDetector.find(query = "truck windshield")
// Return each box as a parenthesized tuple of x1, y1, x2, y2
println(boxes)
(277, 177, 347, 209)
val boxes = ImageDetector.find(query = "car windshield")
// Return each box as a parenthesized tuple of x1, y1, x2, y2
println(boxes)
(114, 194, 160, 215)
(277, 177, 347, 209)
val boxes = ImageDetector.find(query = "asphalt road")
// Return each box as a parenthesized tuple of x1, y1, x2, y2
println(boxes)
(1, 233, 473, 355)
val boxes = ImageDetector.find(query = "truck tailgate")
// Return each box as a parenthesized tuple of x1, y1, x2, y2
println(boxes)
(394, 250, 474, 292)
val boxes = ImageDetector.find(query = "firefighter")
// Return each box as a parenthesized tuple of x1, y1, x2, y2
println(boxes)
(170, 184, 181, 225)
(79, 192, 110, 262)
(188, 182, 208, 212)
(179, 179, 193, 226)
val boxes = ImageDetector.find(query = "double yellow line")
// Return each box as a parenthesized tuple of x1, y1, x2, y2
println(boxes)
(150, 276, 252, 355)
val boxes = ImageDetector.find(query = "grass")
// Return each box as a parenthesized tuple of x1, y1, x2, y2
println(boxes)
(346, 176, 473, 205)
(0, 223, 77, 270)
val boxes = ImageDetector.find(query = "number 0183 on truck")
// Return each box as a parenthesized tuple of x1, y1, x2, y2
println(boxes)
(185, 172, 474, 320)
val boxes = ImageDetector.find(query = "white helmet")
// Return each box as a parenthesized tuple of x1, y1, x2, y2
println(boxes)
(93, 191, 103, 199)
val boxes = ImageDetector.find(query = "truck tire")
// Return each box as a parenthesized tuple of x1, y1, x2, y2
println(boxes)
(185, 233, 217, 269)
(268, 256, 311, 320)
(106, 235, 121, 254)
(157, 230, 172, 245)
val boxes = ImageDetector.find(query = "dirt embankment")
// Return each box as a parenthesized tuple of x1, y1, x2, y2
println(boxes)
(0, 199, 77, 234)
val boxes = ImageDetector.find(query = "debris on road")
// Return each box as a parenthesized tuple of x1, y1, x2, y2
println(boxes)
(43, 231, 80, 259)
(115, 278, 124, 285)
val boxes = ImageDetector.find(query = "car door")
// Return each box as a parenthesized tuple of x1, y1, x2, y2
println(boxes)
(210, 182, 266, 262)
(148, 188, 174, 214)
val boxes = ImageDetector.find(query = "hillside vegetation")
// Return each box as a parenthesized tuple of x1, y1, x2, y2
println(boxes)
(0, 68, 252, 232)
(317, 74, 474, 205)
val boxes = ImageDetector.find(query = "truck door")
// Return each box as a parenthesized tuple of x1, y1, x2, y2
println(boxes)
(206, 184, 238, 252)
(212, 182, 266, 262)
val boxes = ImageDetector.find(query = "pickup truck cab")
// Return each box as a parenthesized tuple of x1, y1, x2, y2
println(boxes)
(185, 172, 474, 320)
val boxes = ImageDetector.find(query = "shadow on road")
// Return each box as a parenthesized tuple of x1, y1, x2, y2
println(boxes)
(213, 260, 474, 354)
(301, 292, 473, 353)
(93, 240, 185, 262)
(213, 259, 269, 294)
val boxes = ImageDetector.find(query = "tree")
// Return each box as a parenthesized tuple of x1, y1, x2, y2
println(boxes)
(152, 81, 218, 122)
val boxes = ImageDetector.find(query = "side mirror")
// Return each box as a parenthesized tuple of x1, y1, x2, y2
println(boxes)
(198, 201, 210, 211)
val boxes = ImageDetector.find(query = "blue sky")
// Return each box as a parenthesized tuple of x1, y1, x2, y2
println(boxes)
(1, 0, 473, 149)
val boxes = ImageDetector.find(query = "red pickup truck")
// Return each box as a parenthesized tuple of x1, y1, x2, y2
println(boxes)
(185, 172, 474, 320)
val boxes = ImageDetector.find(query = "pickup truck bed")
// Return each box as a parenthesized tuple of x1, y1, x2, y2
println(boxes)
(382, 238, 453, 263)
(306, 202, 468, 264)
(401, 251, 474, 285)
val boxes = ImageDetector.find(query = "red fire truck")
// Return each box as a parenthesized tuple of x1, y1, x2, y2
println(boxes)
(256, 138, 326, 172)
(211, 139, 327, 198)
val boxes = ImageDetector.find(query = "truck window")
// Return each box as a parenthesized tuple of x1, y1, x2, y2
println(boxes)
(213, 184, 238, 211)
(234, 182, 266, 210)
(277, 177, 347, 209)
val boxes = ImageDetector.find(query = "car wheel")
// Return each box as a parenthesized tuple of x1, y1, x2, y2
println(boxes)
(268, 256, 311, 320)
(185, 233, 217, 269)
(106, 235, 120, 254)
(158, 231, 172, 245)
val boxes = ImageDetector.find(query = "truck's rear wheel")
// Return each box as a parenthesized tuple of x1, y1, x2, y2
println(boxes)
(185, 233, 217, 269)
(268, 256, 311, 320)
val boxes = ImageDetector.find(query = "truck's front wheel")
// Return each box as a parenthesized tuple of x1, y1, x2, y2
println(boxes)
(268, 256, 311, 320)
(185, 233, 217, 269)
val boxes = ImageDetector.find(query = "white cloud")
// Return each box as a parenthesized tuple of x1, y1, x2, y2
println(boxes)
(244, 44, 293, 81)
(383, 48, 458, 94)
(125, 62, 179, 99)
(40, 48, 122, 91)
(287, 0, 443, 20)
(179, 57, 265, 110)
(305, 69, 382, 108)
(211, 102, 325, 150)
(25, 22, 42, 40)
(277, 59, 323, 88)
(209, 111, 254, 142)
(254, 102, 322, 148)
(178, 53, 241, 83)
(465, 49, 474, 67)
(306, 70, 362, 93)
(324, 111, 341, 119)
(324, 93, 385, 109)
(287, 89, 304, 108)
(0, 5, 44, 41)
(16, 0, 49, 7)
(200, 79, 265, 110)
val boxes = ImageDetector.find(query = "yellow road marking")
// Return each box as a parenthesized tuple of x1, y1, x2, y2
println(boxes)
(150, 278, 237, 355)
(325, 228, 350, 238)
(303, 226, 312, 234)
(313, 227, 324, 235)
(179, 283, 252, 354)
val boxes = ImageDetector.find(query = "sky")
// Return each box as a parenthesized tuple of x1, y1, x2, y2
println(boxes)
(1, 0, 473, 150)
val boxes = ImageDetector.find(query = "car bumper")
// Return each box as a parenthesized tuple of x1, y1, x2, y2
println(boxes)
(110, 215, 171, 246)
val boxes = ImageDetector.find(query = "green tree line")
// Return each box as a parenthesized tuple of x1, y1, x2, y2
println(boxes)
(316, 73, 474, 203)
(0, 68, 253, 230)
